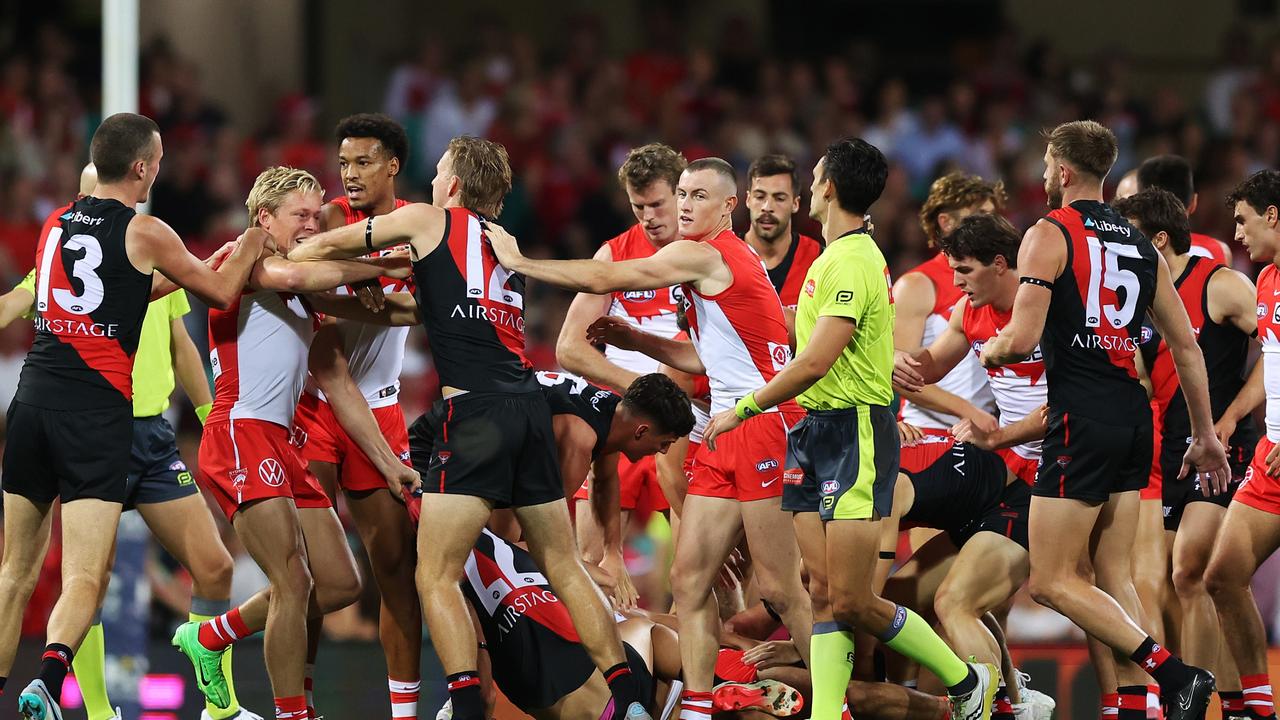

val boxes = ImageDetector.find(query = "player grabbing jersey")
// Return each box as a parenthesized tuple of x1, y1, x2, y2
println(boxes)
(980, 121, 1226, 720)
(0, 113, 265, 720)
(894, 172, 1002, 433)
(171, 167, 410, 720)
(1204, 170, 1280, 720)
(289, 136, 654, 720)
(488, 156, 817, 720)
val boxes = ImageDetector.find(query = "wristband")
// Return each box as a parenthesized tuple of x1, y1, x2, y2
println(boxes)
(365, 217, 375, 252)
(735, 392, 764, 420)
(195, 403, 212, 425)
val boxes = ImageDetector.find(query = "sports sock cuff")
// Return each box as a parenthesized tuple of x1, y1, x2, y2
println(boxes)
(42, 643, 73, 669)
(191, 596, 232, 617)
(813, 620, 854, 634)
(389, 678, 421, 692)
(874, 605, 909, 643)
(604, 662, 632, 684)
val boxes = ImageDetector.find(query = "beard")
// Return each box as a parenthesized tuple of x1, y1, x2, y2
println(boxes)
(752, 216, 789, 242)
(1045, 176, 1063, 210)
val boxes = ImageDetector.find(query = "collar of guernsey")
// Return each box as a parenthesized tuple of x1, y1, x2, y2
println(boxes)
(130, 290, 191, 418)
(794, 230, 896, 411)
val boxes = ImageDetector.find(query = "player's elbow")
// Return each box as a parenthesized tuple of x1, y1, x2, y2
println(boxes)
(205, 285, 237, 311)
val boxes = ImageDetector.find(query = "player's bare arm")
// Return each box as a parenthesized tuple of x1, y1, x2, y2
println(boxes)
(893, 296, 975, 390)
(1208, 266, 1260, 336)
(953, 403, 1049, 451)
(308, 321, 421, 495)
(892, 271, 937, 353)
(133, 216, 264, 310)
(488, 222, 721, 294)
(0, 276, 34, 330)
(288, 202, 444, 262)
(981, 220, 1063, 367)
(170, 314, 213, 410)
(586, 316, 705, 375)
(589, 453, 637, 611)
(250, 252, 403, 294)
(1216, 360, 1265, 447)
(307, 291, 421, 327)
(703, 314, 855, 449)
(556, 244, 644, 392)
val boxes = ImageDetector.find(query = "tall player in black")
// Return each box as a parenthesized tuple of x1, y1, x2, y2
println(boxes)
(979, 121, 1229, 720)
(289, 136, 654, 720)
(1117, 189, 1257, 713)
(0, 113, 264, 720)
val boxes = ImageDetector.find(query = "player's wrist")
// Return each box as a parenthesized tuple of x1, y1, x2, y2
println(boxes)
(735, 391, 765, 420)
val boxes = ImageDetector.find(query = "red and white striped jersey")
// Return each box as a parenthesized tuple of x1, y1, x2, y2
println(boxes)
(899, 253, 995, 429)
(602, 225, 684, 376)
(207, 289, 318, 428)
(1257, 264, 1280, 442)
(961, 298, 1047, 463)
(684, 229, 797, 415)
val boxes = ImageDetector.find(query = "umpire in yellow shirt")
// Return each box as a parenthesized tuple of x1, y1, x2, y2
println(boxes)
(704, 138, 995, 720)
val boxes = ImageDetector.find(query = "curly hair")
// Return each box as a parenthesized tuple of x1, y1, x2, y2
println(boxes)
(618, 143, 687, 194)
(622, 373, 695, 437)
(919, 172, 1008, 246)
(1227, 170, 1280, 216)
(1113, 189, 1190, 255)
(334, 113, 409, 164)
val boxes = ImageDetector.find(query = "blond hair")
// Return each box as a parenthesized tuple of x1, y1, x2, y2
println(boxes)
(919, 172, 1007, 246)
(446, 136, 512, 216)
(1043, 120, 1118, 181)
(246, 166, 324, 226)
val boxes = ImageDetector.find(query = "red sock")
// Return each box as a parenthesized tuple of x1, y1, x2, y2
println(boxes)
(1147, 684, 1163, 720)
(1244, 674, 1275, 718)
(389, 677, 420, 720)
(198, 607, 250, 651)
(679, 690, 714, 720)
(1102, 692, 1120, 720)
(1223, 690, 1246, 716)
(275, 695, 308, 720)
(304, 663, 316, 719)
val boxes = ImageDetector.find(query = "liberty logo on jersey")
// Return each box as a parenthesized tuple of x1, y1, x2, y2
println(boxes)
(258, 458, 286, 487)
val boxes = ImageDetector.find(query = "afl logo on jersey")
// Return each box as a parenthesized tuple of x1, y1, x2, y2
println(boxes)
(821, 480, 840, 494)
(258, 458, 286, 487)
(1258, 303, 1268, 319)
(756, 459, 780, 472)
(622, 290, 658, 302)
(1140, 326, 1154, 344)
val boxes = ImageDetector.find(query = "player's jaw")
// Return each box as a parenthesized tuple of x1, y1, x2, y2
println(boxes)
(1235, 201, 1279, 263)
(752, 211, 786, 241)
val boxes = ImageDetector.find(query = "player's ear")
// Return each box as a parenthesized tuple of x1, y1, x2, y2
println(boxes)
(634, 423, 650, 440)
(388, 156, 400, 178)
(1268, 205, 1279, 229)
(1151, 231, 1168, 252)
(448, 175, 461, 201)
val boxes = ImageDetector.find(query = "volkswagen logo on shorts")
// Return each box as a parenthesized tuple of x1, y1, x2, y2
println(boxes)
(623, 290, 657, 302)
(258, 458, 286, 487)
(821, 480, 840, 494)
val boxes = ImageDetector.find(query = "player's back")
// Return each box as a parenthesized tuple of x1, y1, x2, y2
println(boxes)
(1040, 200, 1157, 422)
(899, 252, 995, 429)
(684, 229, 794, 414)
(19, 197, 151, 409)
(412, 207, 535, 394)
(536, 370, 620, 459)
(603, 225, 684, 376)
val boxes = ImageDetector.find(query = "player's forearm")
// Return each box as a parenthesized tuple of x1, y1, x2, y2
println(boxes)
(898, 385, 975, 418)
(654, 440, 688, 516)
(0, 289, 33, 330)
(590, 464, 623, 556)
(199, 241, 261, 310)
(557, 336, 640, 392)
(1169, 341, 1217, 437)
(630, 333, 704, 375)
(989, 413, 1047, 449)
(1222, 360, 1265, 426)
(321, 375, 404, 475)
(754, 354, 826, 410)
(983, 330, 1032, 367)
(308, 292, 420, 326)
(287, 259, 386, 292)
(289, 223, 366, 261)
(509, 256, 648, 295)
(173, 333, 213, 408)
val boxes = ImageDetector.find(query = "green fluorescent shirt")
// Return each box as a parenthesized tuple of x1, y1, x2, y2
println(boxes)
(794, 231, 896, 410)
(15, 269, 35, 320)
(130, 291, 191, 418)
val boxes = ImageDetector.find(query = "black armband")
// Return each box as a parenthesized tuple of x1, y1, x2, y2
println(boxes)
(365, 217, 375, 252)
(478, 641, 488, 651)
(879, 550, 897, 560)
(1020, 276, 1053, 290)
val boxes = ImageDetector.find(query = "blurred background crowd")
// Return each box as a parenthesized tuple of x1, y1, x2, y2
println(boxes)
(3, 0, 1280, 650)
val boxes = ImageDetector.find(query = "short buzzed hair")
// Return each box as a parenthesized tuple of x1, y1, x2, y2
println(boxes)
(684, 157, 737, 195)
(246, 166, 324, 227)
(91, 113, 160, 183)
(1043, 120, 1118, 181)
(1136, 155, 1195, 206)
(618, 143, 687, 194)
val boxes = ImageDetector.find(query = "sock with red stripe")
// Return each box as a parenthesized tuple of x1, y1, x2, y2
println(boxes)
(993, 686, 1015, 720)
(447, 671, 483, 720)
(38, 643, 73, 702)
(1147, 684, 1163, 720)
(1130, 637, 1194, 689)
(1102, 692, 1120, 720)
(843, 702, 855, 720)
(389, 677, 420, 720)
(275, 695, 308, 719)
(304, 663, 317, 719)
(1223, 690, 1246, 717)
(1244, 674, 1275, 718)
(198, 607, 251, 652)
(679, 689, 714, 720)
(604, 661, 641, 718)
(1118, 685, 1147, 720)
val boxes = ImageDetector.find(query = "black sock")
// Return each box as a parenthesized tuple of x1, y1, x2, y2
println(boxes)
(0, 675, 6, 695)
(446, 671, 483, 720)
(949, 667, 978, 697)
(604, 662, 640, 717)
(1129, 636, 1194, 689)
(1118, 685, 1147, 720)
(38, 643, 73, 702)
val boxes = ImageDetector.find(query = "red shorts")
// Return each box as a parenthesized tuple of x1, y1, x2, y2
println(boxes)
(684, 440, 700, 482)
(997, 448, 1039, 487)
(1236, 437, 1280, 515)
(197, 419, 331, 520)
(293, 393, 411, 494)
(1141, 402, 1163, 500)
(688, 411, 797, 502)
(572, 454, 670, 512)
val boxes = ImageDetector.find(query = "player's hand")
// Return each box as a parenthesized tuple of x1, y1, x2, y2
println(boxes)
(584, 561, 619, 606)
(238, 227, 271, 255)
(1214, 414, 1238, 450)
(585, 316, 640, 350)
(892, 350, 926, 392)
(205, 241, 238, 270)
(483, 222, 522, 269)
(1181, 432, 1231, 496)
(742, 640, 801, 670)
(952, 417, 995, 450)
(898, 421, 925, 447)
(1267, 441, 1280, 479)
(387, 463, 422, 498)
(349, 279, 387, 312)
(379, 249, 413, 280)
(703, 409, 743, 451)
(964, 407, 1000, 434)
(600, 551, 638, 611)
(717, 547, 749, 593)
(979, 335, 1003, 368)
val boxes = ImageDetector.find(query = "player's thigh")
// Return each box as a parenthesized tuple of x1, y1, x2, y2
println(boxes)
(59, 498, 124, 578)
(1171, 501, 1226, 584)
(416, 492, 494, 580)
(1090, 490, 1141, 584)
(1131, 498, 1167, 574)
(233, 496, 308, 579)
(739, 496, 802, 585)
(137, 491, 233, 579)
(1028, 495, 1102, 581)
(346, 488, 416, 570)
(1207, 500, 1280, 585)
(937, 532, 1028, 615)
(0, 492, 54, 575)
(883, 531, 957, 612)
(670, 494, 744, 590)
(298, 506, 359, 587)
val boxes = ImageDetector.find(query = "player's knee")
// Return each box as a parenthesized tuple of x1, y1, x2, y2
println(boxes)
(1027, 572, 1068, 611)
(1170, 560, 1207, 599)
(1204, 557, 1242, 600)
(272, 550, 315, 603)
(933, 582, 977, 622)
(191, 547, 235, 598)
(830, 588, 878, 626)
(61, 569, 107, 603)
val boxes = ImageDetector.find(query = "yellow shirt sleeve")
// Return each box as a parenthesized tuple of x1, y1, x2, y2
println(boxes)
(168, 289, 191, 320)
(813, 253, 870, 322)
(15, 269, 36, 320)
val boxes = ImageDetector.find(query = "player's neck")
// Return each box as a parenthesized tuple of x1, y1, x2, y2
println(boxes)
(993, 281, 1018, 313)
(687, 217, 732, 243)
(1060, 184, 1104, 206)
(745, 225, 793, 267)
(368, 192, 399, 217)
(822, 207, 867, 242)
(1164, 250, 1190, 278)
(90, 183, 140, 208)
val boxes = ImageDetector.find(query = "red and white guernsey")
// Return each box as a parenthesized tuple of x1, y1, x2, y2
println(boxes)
(603, 224, 684, 376)
(900, 253, 995, 429)
(684, 229, 797, 415)
(208, 290, 318, 428)
(1257, 265, 1280, 442)
(961, 298, 1047, 481)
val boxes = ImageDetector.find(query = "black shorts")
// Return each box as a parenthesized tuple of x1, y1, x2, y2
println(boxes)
(2, 400, 132, 504)
(409, 391, 563, 508)
(1034, 409, 1153, 503)
(781, 405, 898, 520)
(1160, 433, 1252, 531)
(125, 415, 199, 510)
(952, 480, 1032, 550)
